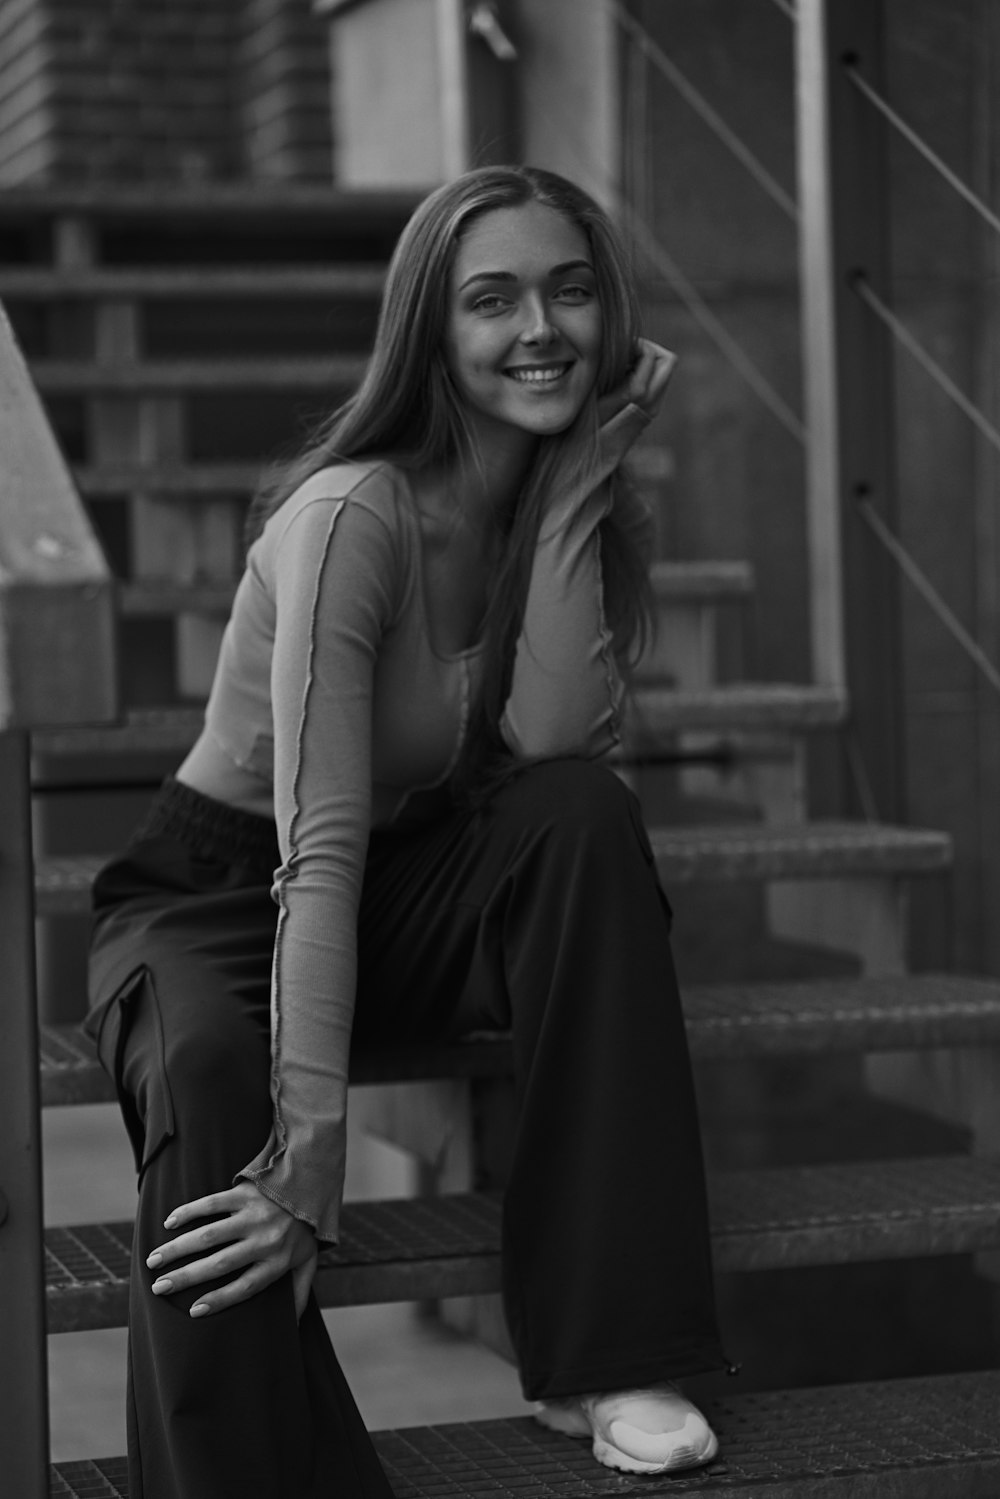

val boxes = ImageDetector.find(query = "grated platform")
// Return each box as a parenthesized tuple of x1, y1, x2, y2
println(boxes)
(50, 1369, 1000, 1498)
(45, 1156, 1000, 1332)
(34, 823, 953, 918)
(38, 973, 1000, 1106)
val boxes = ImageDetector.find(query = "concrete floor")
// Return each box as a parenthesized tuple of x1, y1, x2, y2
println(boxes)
(44, 1103, 532, 1463)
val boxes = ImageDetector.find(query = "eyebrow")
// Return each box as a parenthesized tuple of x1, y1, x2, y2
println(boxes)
(458, 258, 594, 291)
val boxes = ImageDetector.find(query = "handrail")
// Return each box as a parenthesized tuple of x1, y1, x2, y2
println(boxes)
(0, 301, 117, 729)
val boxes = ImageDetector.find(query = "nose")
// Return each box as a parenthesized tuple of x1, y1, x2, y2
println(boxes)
(519, 292, 557, 346)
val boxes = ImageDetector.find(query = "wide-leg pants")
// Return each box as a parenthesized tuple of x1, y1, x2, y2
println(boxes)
(87, 759, 725, 1499)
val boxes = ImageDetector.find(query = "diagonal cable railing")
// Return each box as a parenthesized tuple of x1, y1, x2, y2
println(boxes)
(850, 274, 1000, 462)
(534, 85, 807, 445)
(604, 0, 800, 224)
(845, 61, 1000, 243)
(766, 0, 796, 20)
(857, 499, 1000, 700)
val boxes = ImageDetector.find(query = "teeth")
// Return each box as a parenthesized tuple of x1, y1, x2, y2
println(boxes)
(507, 365, 568, 384)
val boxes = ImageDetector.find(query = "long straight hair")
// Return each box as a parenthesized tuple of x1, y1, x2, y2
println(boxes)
(246, 165, 654, 797)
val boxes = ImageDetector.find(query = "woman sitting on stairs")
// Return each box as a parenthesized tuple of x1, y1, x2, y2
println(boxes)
(86, 164, 728, 1499)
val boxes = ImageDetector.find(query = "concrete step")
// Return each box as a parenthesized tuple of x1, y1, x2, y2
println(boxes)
(44, 1156, 1000, 1331)
(38, 974, 1000, 1106)
(46, 1368, 1000, 1496)
(32, 822, 951, 917)
(29, 354, 366, 393)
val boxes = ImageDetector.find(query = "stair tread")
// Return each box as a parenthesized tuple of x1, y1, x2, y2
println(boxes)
(38, 973, 1000, 1105)
(75, 462, 262, 497)
(649, 819, 952, 881)
(625, 682, 847, 731)
(33, 822, 953, 915)
(30, 685, 845, 763)
(0, 182, 421, 220)
(649, 558, 754, 599)
(47, 1368, 1000, 1497)
(29, 354, 366, 392)
(0, 265, 387, 298)
(44, 1155, 1000, 1330)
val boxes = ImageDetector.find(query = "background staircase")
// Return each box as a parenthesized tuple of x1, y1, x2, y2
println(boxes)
(2, 186, 999, 1496)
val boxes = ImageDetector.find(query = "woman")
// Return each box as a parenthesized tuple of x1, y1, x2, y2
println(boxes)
(87, 165, 727, 1499)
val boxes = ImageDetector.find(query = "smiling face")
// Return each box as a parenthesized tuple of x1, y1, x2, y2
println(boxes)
(443, 200, 603, 455)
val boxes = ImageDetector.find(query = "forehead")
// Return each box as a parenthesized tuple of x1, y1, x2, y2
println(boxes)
(452, 202, 591, 281)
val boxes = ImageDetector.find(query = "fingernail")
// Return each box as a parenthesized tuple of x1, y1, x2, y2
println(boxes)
(152, 1277, 173, 1294)
(190, 1303, 210, 1318)
(163, 1215, 177, 1229)
(146, 1252, 162, 1268)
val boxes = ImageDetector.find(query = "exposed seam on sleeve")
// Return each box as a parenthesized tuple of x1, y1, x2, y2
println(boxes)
(594, 528, 623, 748)
(267, 497, 346, 1165)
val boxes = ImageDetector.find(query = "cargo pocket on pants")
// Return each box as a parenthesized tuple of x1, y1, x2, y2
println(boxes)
(89, 965, 176, 1181)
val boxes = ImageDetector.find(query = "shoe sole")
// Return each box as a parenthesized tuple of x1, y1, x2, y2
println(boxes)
(536, 1407, 719, 1475)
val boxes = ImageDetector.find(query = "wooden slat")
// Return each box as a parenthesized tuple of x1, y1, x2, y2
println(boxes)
(625, 683, 846, 734)
(29, 355, 366, 393)
(649, 558, 753, 601)
(0, 266, 387, 299)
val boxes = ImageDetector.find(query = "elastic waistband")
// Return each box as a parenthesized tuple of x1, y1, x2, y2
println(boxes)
(132, 776, 280, 877)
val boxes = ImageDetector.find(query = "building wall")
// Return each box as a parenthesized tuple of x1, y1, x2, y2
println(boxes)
(0, 0, 331, 184)
(622, 0, 999, 974)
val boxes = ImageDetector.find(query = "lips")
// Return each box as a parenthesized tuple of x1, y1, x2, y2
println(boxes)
(504, 362, 573, 384)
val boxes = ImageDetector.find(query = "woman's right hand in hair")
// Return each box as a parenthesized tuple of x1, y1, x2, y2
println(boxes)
(598, 337, 677, 425)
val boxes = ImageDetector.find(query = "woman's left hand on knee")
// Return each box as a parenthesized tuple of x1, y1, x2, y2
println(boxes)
(146, 1181, 318, 1320)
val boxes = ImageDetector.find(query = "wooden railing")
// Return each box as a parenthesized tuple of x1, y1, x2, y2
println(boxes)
(0, 300, 117, 1499)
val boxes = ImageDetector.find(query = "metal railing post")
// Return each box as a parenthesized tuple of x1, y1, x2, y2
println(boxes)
(0, 728, 50, 1498)
(795, 0, 904, 819)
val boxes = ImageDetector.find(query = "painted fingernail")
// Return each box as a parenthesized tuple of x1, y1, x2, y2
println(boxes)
(190, 1303, 210, 1318)
(163, 1215, 177, 1229)
(146, 1252, 162, 1268)
(152, 1277, 173, 1294)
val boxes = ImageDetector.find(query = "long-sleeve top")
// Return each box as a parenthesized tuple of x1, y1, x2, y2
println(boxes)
(176, 401, 651, 1242)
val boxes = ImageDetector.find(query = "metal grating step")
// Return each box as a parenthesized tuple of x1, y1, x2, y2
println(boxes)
(33, 822, 952, 917)
(649, 558, 754, 601)
(45, 1156, 1000, 1332)
(50, 1368, 1000, 1498)
(624, 682, 846, 734)
(38, 973, 1000, 1106)
(651, 819, 952, 883)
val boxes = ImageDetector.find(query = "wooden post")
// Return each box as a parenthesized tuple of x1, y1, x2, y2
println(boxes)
(0, 730, 49, 1499)
(794, 0, 903, 819)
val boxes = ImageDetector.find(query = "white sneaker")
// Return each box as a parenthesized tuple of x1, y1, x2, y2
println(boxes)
(536, 1384, 719, 1474)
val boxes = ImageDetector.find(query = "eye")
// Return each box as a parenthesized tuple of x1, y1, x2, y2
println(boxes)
(469, 291, 511, 313)
(554, 282, 595, 304)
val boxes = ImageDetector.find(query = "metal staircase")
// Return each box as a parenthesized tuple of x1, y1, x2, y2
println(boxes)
(1, 185, 999, 1496)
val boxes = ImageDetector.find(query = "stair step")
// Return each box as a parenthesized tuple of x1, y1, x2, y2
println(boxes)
(0, 265, 387, 299)
(44, 1155, 1000, 1331)
(29, 685, 842, 767)
(38, 974, 1000, 1106)
(0, 181, 420, 226)
(74, 462, 262, 499)
(39, 1022, 514, 1107)
(46, 1367, 1000, 1497)
(32, 823, 952, 916)
(47, 1368, 1000, 1497)
(624, 682, 846, 734)
(649, 558, 754, 601)
(29, 355, 366, 394)
(651, 819, 952, 882)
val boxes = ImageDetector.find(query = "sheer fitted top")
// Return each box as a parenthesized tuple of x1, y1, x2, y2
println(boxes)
(176, 401, 650, 1241)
